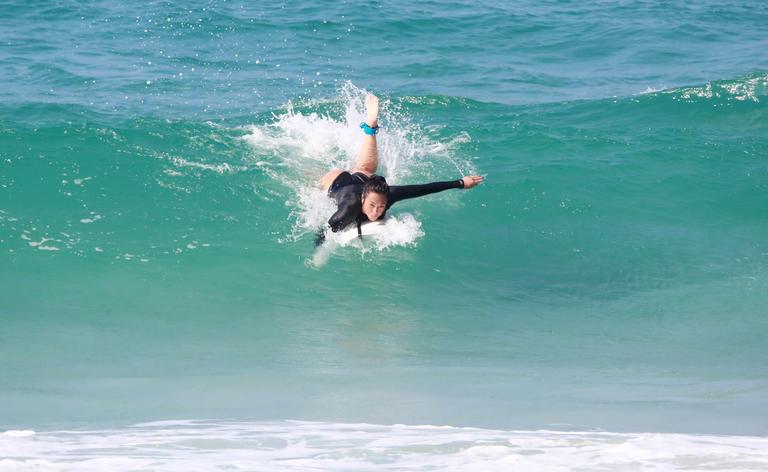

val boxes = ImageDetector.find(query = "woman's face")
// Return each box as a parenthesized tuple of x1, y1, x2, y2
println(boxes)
(361, 192, 387, 221)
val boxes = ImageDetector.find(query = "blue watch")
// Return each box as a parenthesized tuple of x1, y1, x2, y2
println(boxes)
(360, 122, 379, 135)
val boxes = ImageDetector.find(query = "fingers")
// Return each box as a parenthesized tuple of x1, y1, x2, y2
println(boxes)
(462, 175, 485, 189)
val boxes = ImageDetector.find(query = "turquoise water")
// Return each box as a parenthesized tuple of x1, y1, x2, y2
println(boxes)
(2, 0, 768, 469)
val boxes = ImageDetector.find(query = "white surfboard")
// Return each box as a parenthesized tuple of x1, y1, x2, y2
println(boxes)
(334, 218, 389, 244)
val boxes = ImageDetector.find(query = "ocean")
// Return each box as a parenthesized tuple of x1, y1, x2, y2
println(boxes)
(1, 1, 767, 470)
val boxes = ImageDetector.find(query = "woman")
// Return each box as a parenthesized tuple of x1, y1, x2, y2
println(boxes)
(318, 94, 484, 242)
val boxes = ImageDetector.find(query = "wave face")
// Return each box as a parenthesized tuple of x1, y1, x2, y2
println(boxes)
(1, 0, 768, 444)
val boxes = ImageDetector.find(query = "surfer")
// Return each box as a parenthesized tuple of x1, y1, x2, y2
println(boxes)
(317, 93, 483, 244)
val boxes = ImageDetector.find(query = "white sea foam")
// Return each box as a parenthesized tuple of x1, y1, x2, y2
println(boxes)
(26, 237, 60, 251)
(311, 214, 425, 267)
(669, 74, 768, 103)
(79, 213, 102, 224)
(242, 82, 474, 262)
(325, 213, 425, 250)
(641, 86, 665, 94)
(0, 430, 34, 437)
(1, 420, 767, 471)
(170, 156, 246, 174)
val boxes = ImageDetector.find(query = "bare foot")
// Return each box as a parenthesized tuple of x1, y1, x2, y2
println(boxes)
(365, 94, 379, 128)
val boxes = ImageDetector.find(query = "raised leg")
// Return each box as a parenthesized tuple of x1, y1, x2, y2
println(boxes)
(351, 94, 380, 176)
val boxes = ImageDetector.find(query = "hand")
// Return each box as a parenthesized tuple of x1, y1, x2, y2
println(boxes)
(461, 175, 484, 189)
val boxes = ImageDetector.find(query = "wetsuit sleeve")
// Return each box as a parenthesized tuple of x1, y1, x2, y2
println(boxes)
(327, 199, 361, 232)
(387, 179, 464, 206)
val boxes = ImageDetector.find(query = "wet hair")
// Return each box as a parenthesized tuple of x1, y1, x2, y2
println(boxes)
(362, 175, 389, 200)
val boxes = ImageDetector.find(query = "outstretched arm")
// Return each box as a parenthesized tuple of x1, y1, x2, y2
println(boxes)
(388, 175, 484, 206)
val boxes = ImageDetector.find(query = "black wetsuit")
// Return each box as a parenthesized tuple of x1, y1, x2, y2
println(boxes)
(325, 171, 464, 234)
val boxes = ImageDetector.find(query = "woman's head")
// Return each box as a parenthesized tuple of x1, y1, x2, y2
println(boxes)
(361, 175, 389, 221)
